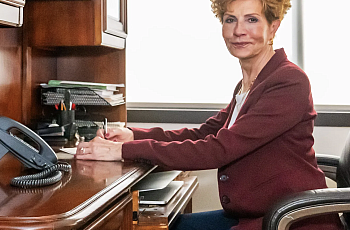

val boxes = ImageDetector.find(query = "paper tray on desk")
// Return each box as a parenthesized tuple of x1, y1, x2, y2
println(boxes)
(40, 85, 123, 106)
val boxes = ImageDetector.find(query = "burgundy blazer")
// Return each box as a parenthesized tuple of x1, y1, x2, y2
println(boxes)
(122, 49, 342, 230)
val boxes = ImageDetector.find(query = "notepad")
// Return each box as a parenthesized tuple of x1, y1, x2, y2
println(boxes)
(60, 147, 77, 155)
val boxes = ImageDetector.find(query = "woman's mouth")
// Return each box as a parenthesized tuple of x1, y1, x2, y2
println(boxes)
(232, 42, 250, 48)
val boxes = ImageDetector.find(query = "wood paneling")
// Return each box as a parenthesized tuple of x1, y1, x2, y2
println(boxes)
(0, 28, 22, 121)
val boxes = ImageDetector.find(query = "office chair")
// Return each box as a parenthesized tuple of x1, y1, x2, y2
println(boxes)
(262, 133, 350, 230)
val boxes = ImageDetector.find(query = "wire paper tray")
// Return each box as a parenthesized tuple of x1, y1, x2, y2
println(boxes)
(41, 86, 112, 106)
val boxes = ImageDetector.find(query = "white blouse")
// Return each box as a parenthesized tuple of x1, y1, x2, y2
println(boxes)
(228, 91, 249, 128)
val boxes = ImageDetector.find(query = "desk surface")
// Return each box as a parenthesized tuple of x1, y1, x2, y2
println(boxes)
(0, 152, 155, 229)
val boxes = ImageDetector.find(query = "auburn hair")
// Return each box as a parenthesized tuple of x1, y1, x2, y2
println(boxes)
(210, 0, 291, 24)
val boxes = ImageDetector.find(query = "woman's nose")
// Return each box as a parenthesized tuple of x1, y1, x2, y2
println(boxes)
(233, 21, 246, 36)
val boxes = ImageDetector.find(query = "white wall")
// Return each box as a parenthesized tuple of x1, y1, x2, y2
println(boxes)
(313, 126, 350, 156)
(128, 122, 350, 213)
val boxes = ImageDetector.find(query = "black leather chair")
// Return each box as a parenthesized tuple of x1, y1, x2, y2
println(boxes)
(262, 134, 350, 230)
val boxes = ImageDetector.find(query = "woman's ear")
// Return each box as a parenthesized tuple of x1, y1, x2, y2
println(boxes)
(270, 20, 281, 39)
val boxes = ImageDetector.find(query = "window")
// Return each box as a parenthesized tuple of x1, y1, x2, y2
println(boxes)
(126, 0, 293, 105)
(303, 1, 350, 106)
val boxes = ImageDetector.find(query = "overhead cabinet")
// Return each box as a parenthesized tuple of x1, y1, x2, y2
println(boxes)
(22, 0, 127, 125)
(27, 0, 127, 49)
(0, 0, 25, 27)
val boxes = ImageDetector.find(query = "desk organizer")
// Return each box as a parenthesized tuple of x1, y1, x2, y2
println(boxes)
(41, 86, 112, 106)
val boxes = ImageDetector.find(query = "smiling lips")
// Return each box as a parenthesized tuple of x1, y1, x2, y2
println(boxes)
(232, 42, 251, 48)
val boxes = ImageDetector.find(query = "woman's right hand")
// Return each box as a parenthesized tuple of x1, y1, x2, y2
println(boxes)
(96, 127, 134, 142)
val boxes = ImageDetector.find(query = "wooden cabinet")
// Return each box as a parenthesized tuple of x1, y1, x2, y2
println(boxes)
(0, 0, 128, 126)
(0, 0, 25, 27)
(0, 28, 22, 121)
(103, 0, 127, 47)
(26, 0, 127, 49)
(1, 0, 25, 5)
(21, 0, 127, 126)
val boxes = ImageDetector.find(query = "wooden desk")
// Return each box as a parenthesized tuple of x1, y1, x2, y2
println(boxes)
(0, 152, 155, 229)
(0, 152, 198, 230)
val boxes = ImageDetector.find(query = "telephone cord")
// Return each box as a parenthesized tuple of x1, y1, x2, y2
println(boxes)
(10, 162, 71, 188)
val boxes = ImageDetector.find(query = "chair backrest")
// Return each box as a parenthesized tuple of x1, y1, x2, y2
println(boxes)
(337, 132, 350, 187)
(336, 132, 350, 227)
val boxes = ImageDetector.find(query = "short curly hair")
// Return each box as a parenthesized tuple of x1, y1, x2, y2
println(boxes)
(210, 0, 291, 24)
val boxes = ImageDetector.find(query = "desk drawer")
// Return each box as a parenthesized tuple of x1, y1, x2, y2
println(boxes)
(84, 193, 133, 230)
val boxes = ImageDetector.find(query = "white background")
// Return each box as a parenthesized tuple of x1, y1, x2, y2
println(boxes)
(126, 0, 292, 104)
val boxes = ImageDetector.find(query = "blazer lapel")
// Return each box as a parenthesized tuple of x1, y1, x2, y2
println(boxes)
(224, 80, 243, 128)
(236, 48, 288, 118)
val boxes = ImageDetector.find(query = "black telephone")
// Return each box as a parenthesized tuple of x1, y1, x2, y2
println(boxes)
(0, 116, 71, 188)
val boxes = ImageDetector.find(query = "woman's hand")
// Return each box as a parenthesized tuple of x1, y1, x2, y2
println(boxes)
(75, 137, 123, 161)
(96, 127, 134, 142)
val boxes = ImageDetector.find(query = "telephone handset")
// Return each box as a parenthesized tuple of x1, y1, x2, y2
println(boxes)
(0, 116, 71, 188)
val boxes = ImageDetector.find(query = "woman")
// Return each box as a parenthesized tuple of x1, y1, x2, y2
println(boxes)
(75, 0, 343, 229)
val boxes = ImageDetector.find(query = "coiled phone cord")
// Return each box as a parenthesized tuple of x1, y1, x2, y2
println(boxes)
(10, 162, 72, 188)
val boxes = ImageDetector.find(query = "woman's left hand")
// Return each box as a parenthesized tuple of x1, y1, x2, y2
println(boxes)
(75, 137, 123, 161)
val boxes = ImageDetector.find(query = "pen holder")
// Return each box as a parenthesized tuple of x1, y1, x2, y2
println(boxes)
(57, 110, 76, 141)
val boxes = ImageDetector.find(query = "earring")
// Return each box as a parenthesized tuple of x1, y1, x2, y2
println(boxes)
(269, 39, 274, 46)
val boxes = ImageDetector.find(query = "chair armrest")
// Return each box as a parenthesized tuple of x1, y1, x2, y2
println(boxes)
(316, 153, 340, 181)
(262, 187, 350, 230)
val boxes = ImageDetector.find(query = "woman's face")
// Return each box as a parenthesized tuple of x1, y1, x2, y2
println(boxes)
(222, 0, 279, 61)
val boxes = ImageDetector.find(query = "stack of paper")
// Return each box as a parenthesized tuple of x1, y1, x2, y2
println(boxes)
(47, 80, 124, 90)
(41, 80, 125, 106)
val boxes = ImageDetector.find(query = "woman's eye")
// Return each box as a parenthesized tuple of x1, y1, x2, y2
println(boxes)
(248, 17, 258, 23)
(224, 17, 236, 23)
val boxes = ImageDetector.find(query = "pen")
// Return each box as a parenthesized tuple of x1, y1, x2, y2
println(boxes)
(60, 100, 66, 111)
(64, 90, 71, 110)
(104, 118, 108, 139)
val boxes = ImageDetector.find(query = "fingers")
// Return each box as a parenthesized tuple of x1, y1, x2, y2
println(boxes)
(76, 137, 103, 156)
(95, 128, 123, 140)
(96, 127, 122, 136)
(105, 128, 123, 139)
(76, 141, 91, 155)
(75, 137, 123, 161)
(96, 129, 105, 138)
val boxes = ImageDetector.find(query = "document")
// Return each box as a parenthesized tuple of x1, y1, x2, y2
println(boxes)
(47, 80, 125, 91)
(60, 147, 77, 155)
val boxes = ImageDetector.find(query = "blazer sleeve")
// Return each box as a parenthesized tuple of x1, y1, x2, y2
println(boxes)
(122, 68, 315, 171)
(130, 102, 233, 142)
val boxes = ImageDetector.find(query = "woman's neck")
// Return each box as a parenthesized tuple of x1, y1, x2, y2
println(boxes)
(239, 48, 275, 93)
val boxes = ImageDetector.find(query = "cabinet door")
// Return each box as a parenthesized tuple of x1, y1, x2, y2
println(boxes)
(101, 0, 127, 49)
(0, 2, 23, 27)
(103, 0, 127, 38)
(1, 0, 25, 7)
(26, 0, 127, 49)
